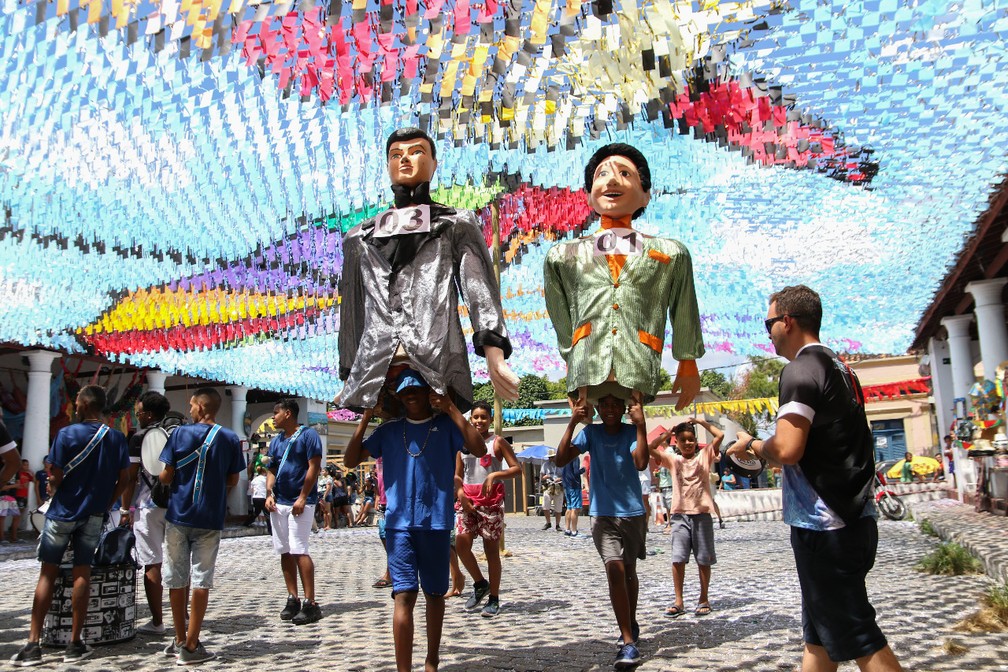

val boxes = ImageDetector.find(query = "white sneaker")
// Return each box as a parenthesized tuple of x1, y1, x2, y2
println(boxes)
(137, 620, 167, 635)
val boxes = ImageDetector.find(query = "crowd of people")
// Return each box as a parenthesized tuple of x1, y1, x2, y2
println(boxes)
(5, 130, 905, 672)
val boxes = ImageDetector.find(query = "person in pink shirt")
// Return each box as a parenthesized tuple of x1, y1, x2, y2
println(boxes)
(650, 417, 723, 618)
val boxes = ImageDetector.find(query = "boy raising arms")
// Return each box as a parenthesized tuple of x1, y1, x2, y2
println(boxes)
(344, 369, 485, 672)
(650, 418, 723, 618)
(556, 395, 649, 670)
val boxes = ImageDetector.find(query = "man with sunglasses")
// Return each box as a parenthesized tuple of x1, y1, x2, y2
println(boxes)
(730, 285, 903, 672)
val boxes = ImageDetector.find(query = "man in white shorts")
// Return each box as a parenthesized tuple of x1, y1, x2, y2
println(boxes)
(265, 399, 323, 625)
(121, 391, 183, 635)
(540, 452, 563, 531)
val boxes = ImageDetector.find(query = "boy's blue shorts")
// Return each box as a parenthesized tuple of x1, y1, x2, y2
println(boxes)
(385, 528, 451, 597)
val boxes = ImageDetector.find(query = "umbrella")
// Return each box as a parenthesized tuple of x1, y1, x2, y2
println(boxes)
(515, 444, 554, 466)
(886, 456, 942, 479)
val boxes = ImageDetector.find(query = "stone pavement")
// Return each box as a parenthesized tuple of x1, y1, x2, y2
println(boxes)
(912, 498, 1008, 583)
(1, 509, 1006, 671)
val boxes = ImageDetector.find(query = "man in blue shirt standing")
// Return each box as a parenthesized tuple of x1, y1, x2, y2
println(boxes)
(264, 398, 323, 625)
(556, 394, 649, 670)
(158, 388, 245, 666)
(11, 385, 130, 667)
(344, 368, 485, 672)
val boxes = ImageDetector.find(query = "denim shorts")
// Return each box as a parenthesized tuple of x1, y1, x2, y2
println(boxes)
(385, 528, 450, 597)
(163, 522, 222, 590)
(37, 514, 104, 566)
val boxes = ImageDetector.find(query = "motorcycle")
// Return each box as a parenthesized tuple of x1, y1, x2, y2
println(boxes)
(874, 470, 907, 521)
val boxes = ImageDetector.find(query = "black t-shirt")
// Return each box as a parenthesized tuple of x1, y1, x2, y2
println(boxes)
(0, 421, 15, 455)
(778, 344, 875, 525)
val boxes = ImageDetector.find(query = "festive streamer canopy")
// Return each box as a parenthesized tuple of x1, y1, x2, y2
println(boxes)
(1, 0, 1006, 400)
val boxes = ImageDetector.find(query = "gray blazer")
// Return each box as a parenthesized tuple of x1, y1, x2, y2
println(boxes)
(337, 204, 511, 413)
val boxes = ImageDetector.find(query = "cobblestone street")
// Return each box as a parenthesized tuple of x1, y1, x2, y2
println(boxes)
(1, 509, 1005, 671)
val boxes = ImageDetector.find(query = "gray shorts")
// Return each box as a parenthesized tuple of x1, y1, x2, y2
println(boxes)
(670, 513, 717, 565)
(592, 515, 647, 567)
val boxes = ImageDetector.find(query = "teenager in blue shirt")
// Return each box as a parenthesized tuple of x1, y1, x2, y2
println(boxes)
(344, 368, 485, 672)
(158, 388, 244, 666)
(12, 385, 130, 667)
(264, 398, 323, 625)
(557, 394, 649, 671)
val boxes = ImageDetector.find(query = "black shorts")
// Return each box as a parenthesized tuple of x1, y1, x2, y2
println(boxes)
(333, 496, 350, 507)
(790, 517, 888, 662)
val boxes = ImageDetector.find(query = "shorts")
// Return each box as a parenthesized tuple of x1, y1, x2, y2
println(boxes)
(455, 499, 505, 542)
(135, 507, 167, 566)
(362, 496, 375, 506)
(15, 496, 28, 509)
(564, 487, 582, 511)
(385, 528, 451, 596)
(592, 515, 647, 567)
(542, 489, 563, 513)
(270, 503, 315, 555)
(660, 487, 674, 512)
(638, 474, 652, 495)
(37, 514, 103, 566)
(163, 522, 222, 590)
(378, 515, 386, 541)
(791, 517, 887, 662)
(333, 496, 350, 507)
(669, 513, 716, 565)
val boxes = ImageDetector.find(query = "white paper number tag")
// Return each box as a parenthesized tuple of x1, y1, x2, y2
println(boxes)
(374, 205, 431, 238)
(593, 228, 643, 256)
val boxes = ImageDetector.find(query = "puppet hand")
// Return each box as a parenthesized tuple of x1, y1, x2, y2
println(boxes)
(485, 346, 519, 401)
(670, 361, 700, 410)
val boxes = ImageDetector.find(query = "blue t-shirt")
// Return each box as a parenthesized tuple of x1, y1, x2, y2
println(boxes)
(561, 458, 584, 491)
(268, 426, 323, 506)
(160, 423, 245, 530)
(573, 423, 644, 518)
(362, 414, 462, 531)
(47, 422, 129, 522)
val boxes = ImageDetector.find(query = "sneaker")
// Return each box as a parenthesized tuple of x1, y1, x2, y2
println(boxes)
(63, 640, 93, 663)
(164, 640, 182, 657)
(280, 595, 301, 621)
(481, 598, 500, 618)
(615, 621, 640, 648)
(541, 522, 551, 530)
(177, 642, 215, 666)
(564, 529, 571, 536)
(465, 581, 490, 610)
(614, 643, 640, 669)
(291, 600, 323, 625)
(137, 620, 167, 635)
(571, 530, 579, 537)
(10, 642, 42, 667)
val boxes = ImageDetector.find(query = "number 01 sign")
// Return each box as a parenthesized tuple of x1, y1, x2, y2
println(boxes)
(593, 228, 643, 256)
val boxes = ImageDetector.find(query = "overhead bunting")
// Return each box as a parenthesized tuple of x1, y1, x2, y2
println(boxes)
(1, 0, 1007, 400)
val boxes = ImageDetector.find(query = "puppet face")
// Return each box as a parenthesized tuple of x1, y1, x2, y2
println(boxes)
(388, 138, 437, 188)
(587, 155, 650, 220)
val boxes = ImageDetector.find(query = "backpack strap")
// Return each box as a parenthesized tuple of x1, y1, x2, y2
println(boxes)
(275, 426, 305, 479)
(64, 425, 109, 475)
(176, 425, 221, 504)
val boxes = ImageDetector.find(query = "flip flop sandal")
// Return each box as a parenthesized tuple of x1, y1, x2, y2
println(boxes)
(372, 578, 392, 588)
(665, 605, 686, 617)
(694, 603, 712, 616)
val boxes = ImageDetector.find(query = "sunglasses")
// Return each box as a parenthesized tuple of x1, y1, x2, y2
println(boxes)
(764, 314, 804, 334)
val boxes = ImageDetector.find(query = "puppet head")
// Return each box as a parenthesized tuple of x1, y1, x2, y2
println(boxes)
(386, 127, 438, 188)
(584, 143, 651, 220)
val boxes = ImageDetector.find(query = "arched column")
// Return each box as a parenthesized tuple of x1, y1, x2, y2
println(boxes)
(23, 350, 60, 522)
(941, 315, 975, 402)
(965, 278, 1008, 381)
(227, 385, 249, 516)
(146, 370, 167, 395)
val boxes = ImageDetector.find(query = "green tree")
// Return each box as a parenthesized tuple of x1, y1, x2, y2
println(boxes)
(700, 369, 732, 398)
(728, 356, 785, 434)
(516, 374, 549, 409)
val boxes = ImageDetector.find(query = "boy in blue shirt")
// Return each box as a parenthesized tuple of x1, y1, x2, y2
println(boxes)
(264, 398, 323, 625)
(158, 388, 245, 665)
(556, 394, 649, 670)
(12, 385, 130, 667)
(344, 368, 485, 672)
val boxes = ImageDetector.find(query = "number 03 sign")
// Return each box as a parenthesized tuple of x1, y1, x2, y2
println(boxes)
(593, 228, 644, 256)
(374, 205, 432, 238)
